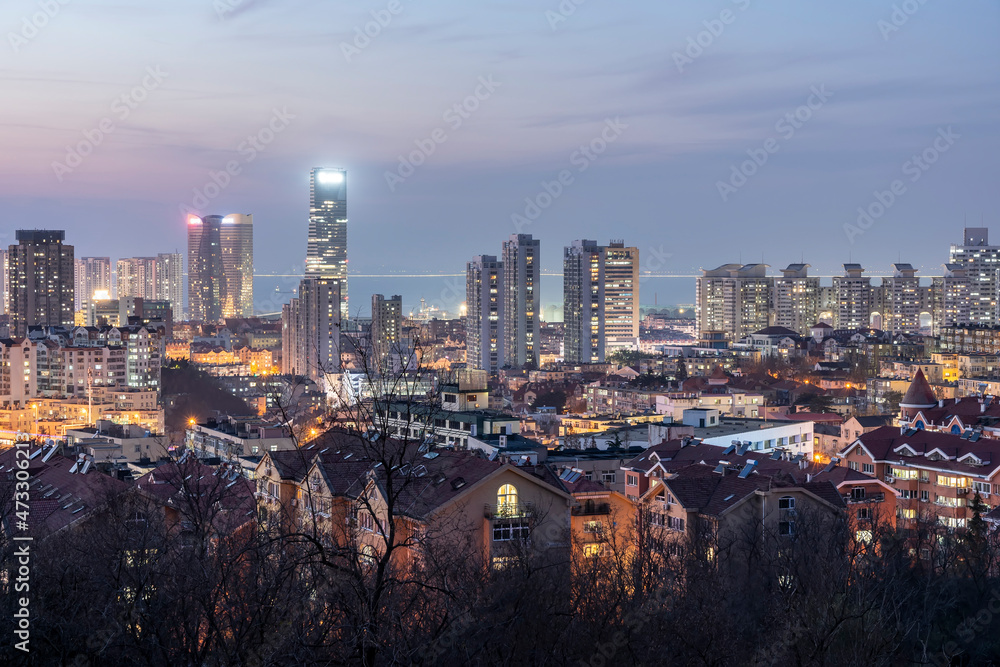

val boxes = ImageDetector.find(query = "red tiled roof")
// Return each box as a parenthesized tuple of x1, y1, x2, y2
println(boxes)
(844, 426, 1000, 477)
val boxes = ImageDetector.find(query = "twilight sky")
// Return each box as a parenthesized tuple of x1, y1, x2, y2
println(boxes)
(2, 0, 998, 304)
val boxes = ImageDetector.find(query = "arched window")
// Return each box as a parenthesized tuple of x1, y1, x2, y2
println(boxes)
(497, 484, 518, 515)
(950, 424, 961, 435)
(914, 421, 925, 430)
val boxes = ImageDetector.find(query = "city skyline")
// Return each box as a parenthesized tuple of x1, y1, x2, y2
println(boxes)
(1, 1, 995, 285)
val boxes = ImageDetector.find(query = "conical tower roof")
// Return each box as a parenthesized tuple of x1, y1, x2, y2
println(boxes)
(900, 369, 937, 408)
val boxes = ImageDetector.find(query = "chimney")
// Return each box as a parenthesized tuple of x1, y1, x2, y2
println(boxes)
(938, 399, 944, 408)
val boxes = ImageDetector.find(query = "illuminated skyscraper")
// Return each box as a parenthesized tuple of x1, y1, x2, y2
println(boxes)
(8, 230, 75, 336)
(116, 257, 158, 300)
(187, 215, 224, 323)
(220, 214, 254, 319)
(502, 234, 541, 368)
(306, 168, 348, 319)
(371, 294, 402, 360)
(156, 252, 184, 319)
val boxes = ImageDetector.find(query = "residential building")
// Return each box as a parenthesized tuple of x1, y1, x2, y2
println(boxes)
(187, 416, 296, 460)
(371, 294, 403, 360)
(117, 256, 159, 300)
(187, 214, 225, 323)
(305, 168, 349, 319)
(466, 255, 504, 372)
(8, 230, 75, 337)
(833, 264, 873, 330)
(603, 241, 640, 352)
(74, 257, 112, 313)
(695, 263, 772, 342)
(282, 277, 341, 389)
(881, 263, 921, 334)
(773, 263, 819, 335)
(948, 227, 1000, 325)
(156, 252, 184, 319)
(502, 234, 541, 368)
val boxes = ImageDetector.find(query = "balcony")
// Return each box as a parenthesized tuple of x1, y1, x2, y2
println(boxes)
(484, 502, 536, 519)
(572, 502, 611, 516)
(843, 492, 885, 504)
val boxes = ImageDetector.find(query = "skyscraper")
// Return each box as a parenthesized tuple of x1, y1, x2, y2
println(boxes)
(466, 255, 504, 372)
(156, 252, 184, 319)
(881, 263, 920, 333)
(502, 234, 541, 368)
(773, 264, 819, 335)
(563, 240, 603, 365)
(75, 257, 112, 313)
(116, 257, 158, 300)
(563, 240, 640, 363)
(0, 249, 7, 315)
(220, 214, 254, 319)
(8, 230, 75, 337)
(306, 168, 348, 319)
(371, 294, 402, 360)
(187, 215, 224, 323)
(282, 277, 341, 387)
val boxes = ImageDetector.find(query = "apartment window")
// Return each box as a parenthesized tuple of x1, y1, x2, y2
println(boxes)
(666, 493, 676, 505)
(602, 471, 616, 485)
(848, 461, 859, 471)
(779, 496, 795, 511)
(891, 468, 918, 480)
(937, 475, 968, 488)
(920, 490, 930, 502)
(862, 463, 875, 475)
(650, 512, 665, 527)
(973, 481, 990, 496)
(899, 489, 917, 499)
(856, 508, 872, 521)
(493, 518, 530, 541)
(497, 484, 518, 515)
(899, 508, 917, 519)
(359, 512, 375, 532)
(626, 473, 639, 486)
(667, 516, 685, 532)
(583, 520, 602, 533)
(582, 543, 605, 558)
(851, 487, 866, 501)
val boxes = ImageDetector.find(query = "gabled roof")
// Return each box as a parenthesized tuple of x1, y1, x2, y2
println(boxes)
(846, 426, 1000, 477)
(853, 415, 894, 428)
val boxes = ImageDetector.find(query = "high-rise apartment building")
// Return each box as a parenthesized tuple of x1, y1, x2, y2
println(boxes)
(116, 257, 158, 301)
(773, 264, 820, 335)
(220, 214, 254, 319)
(74, 257, 112, 313)
(187, 215, 224, 323)
(156, 252, 183, 319)
(306, 168, 348, 319)
(371, 294, 402, 360)
(881, 263, 920, 333)
(502, 234, 541, 368)
(281, 278, 341, 387)
(1, 249, 8, 315)
(563, 240, 604, 365)
(695, 264, 772, 342)
(833, 264, 873, 330)
(933, 264, 972, 334)
(603, 241, 640, 352)
(948, 227, 1000, 325)
(466, 255, 504, 372)
(8, 230, 75, 337)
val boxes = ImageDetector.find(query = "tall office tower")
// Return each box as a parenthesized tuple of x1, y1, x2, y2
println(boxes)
(933, 264, 972, 334)
(306, 168, 349, 319)
(603, 241, 640, 351)
(371, 294, 402, 360)
(116, 257, 158, 300)
(187, 215, 224, 323)
(773, 264, 820, 335)
(156, 252, 184, 319)
(284, 278, 341, 387)
(949, 227, 1000, 325)
(74, 257, 112, 313)
(466, 255, 504, 372)
(695, 264, 772, 341)
(8, 230, 75, 337)
(502, 234, 541, 368)
(833, 264, 873, 330)
(563, 240, 603, 364)
(220, 214, 254, 319)
(881, 263, 921, 333)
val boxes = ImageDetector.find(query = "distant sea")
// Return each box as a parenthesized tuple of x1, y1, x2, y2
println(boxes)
(252, 275, 697, 321)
